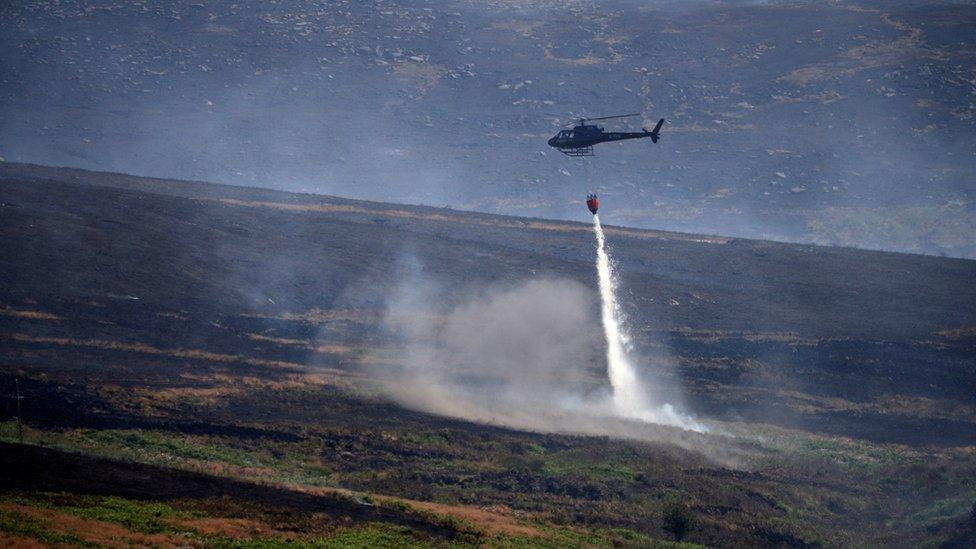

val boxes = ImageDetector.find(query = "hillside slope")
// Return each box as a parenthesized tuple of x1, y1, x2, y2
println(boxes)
(1, 163, 975, 546)
(2, 162, 974, 444)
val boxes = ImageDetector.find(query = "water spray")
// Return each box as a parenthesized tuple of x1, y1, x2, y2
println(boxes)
(588, 195, 706, 432)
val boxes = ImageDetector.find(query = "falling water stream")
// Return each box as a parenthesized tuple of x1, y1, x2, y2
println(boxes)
(592, 214, 706, 432)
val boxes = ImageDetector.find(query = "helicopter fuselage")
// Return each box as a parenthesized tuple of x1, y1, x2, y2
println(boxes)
(547, 118, 663, 155)
(547, 125, 651, 149)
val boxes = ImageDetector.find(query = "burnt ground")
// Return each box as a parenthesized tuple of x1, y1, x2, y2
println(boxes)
(1, 162, 975, 547)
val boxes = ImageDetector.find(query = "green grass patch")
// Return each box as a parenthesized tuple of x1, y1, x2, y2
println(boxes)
(537, 452, 639, 482)
(2, 423, 344, 496)
(58, 495, 192, 534)
(750, 424, 923, 474)
(78, 429, 269, 468)
(588, 462, 639, 482)
(202, 523, 452, 548)
(0, 420, 40, 444)
(904, 492, 976, 527)
(2, 493, 197, 535)
(493, 523, 706, 548)
(323, 523, 435, 548)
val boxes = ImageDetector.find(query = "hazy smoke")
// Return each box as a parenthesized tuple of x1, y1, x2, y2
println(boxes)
(593, 214, 705, 432)
(368, 255, 715, 451)
(378, 262, 600, 422)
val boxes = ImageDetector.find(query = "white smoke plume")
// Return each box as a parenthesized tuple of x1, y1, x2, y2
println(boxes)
(377, 264, 604, 425)
(366, 254, 717, 452)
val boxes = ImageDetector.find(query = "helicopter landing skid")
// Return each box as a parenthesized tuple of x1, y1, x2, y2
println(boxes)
(559, 146, 594, 157)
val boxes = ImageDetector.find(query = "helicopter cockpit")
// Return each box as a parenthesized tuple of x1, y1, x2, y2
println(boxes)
(548, 126, 597, 155)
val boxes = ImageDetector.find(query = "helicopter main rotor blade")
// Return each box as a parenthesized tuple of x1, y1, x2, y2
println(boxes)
(585, 112, 642, 122)
(563, 115, 587, 127)
(562, 112, 642, 126)
(563, 112, 642, 126)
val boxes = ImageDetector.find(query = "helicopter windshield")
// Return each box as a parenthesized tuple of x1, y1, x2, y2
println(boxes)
(558, 130, 573, 139)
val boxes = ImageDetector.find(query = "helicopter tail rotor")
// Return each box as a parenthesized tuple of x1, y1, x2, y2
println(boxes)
(647, 118, 665, 143)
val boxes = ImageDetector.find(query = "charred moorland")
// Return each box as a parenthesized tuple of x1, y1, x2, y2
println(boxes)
(1, 163, 975, 547)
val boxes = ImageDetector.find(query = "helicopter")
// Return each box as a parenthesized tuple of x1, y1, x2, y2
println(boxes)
(547, 113, 665, 156)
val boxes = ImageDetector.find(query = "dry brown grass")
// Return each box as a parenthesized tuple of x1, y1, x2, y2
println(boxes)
(489, 20, 543, 37)
(779, 66, 849, 86)
(779, 10, 931, 86)
(178, 371, 350, 389)
(216, 198, 729, 244)
(1, 503, 192, 548)
(245, 333, 355, 355)
(246, 333, 310, 346)
(0, 533, 47, 548)
(671, 328, 854, 345)
(5, 333, 305, 371)
(0, 306, 61, 321)
(772, 91, 845, 105)
(542, 49, 605, 66)
(773, 389, 976, 422)
(393, 62, 443, 97)
(875, 394, 976, 420)
(242, 307, 378, 325)
(279, 484, 543, 538)
(402, 499, 542, 538)
(136, 385, 246, 407)
(935, 325, 976, 340)
(130, 370, 360, 410)
(168, 517, 270, 539)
